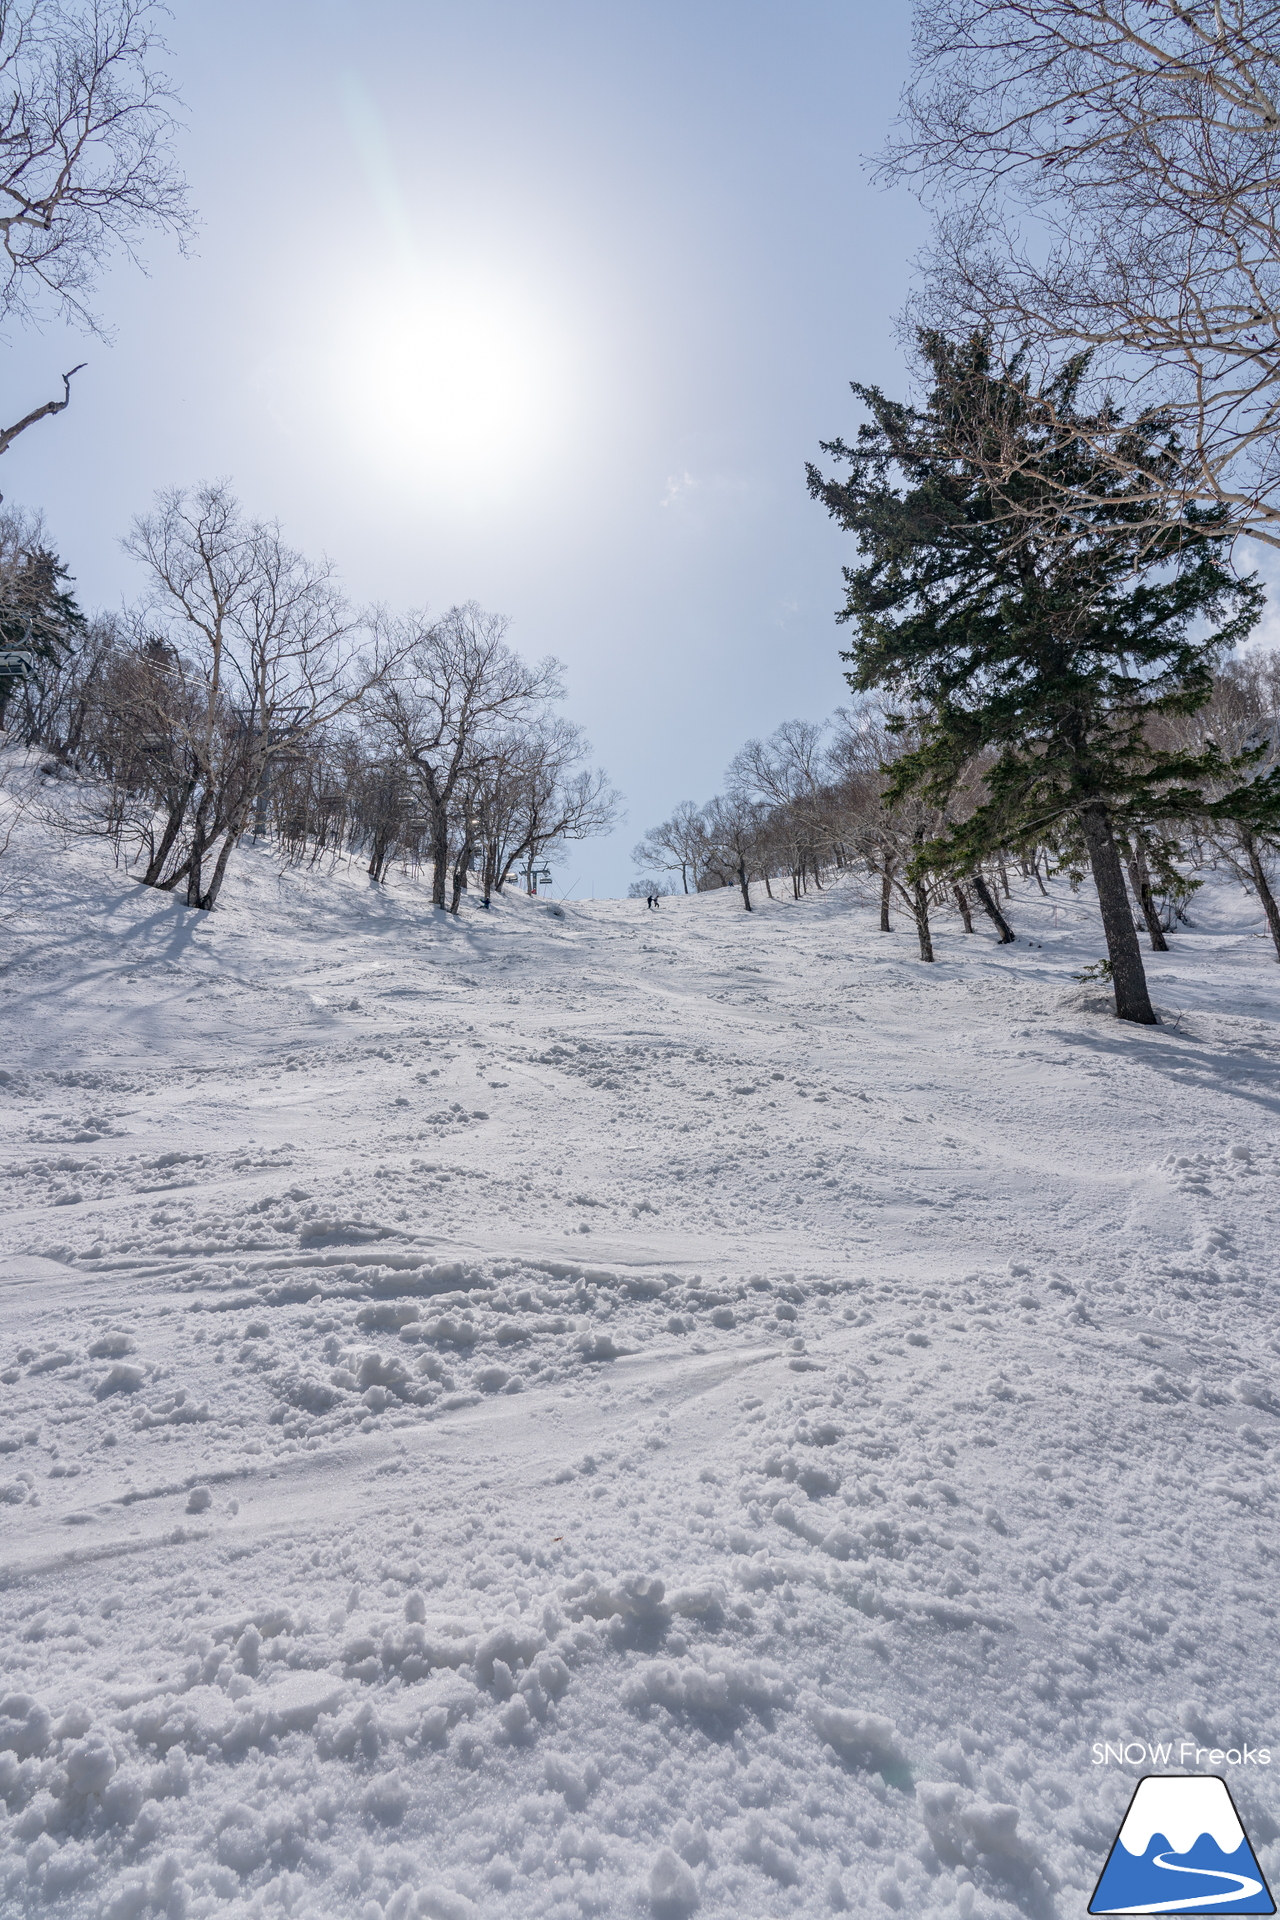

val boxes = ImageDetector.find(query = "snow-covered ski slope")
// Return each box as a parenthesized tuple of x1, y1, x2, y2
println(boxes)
(2, 804, 1279, 1919)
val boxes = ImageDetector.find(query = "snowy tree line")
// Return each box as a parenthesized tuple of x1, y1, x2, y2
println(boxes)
(635, 650, 1280, 966)
(641, 0, 1280, 1030)
(805, 338, 1280, 1032)
(841, 1, 1280, 1025)
(0, 487, 619, 912)
(0, 3, 613, 925)
(634, 708, 1024, 942)
(625, 8, 1280, 1025)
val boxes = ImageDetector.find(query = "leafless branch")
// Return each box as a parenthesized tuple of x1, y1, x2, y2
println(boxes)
(887, 2, 1280, 545)
(0, 358, 83, 459)
(0, 0, 189, 337)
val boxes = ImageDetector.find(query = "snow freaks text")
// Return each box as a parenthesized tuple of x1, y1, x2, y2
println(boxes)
(1092, 1744, 1272, 1767)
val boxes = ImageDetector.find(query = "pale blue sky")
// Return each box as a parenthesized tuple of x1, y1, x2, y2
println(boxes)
(3, 0, 925, 896)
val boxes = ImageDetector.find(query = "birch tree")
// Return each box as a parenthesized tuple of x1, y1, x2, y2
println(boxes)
(887, 0, 1280, 547)
(0, 0, 189, 459)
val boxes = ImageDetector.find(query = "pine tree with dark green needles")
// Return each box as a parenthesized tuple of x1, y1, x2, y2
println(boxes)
(0, 546, 85, 732)
(807, 334, 1277, 1024)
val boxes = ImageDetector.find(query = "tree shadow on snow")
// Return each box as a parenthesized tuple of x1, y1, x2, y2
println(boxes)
(1058, 1025, 1280, 1119)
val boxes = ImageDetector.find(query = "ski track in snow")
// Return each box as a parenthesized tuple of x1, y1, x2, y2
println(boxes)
(1, 808, 1279, 1917)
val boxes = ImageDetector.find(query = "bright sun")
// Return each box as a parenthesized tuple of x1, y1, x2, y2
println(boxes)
(324, 264, 580, 493)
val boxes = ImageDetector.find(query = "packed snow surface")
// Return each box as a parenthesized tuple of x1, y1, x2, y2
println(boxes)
(2, 797, 1279, 1918)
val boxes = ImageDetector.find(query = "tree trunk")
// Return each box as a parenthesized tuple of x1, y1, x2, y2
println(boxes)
(912, 878, 935, 961)
(367, 826, 393, 883)
(251, 747, 271, 841)
(970, 870, 1015, 942)
(430, 809, 449, 909)
(737, 861, 752, 911)
(1080, 803, 1157, 1024)
(197, 819, 243, 911)
(142, 782, 194, 888)
(953, 883, 974, 932)
(998, 861, 1011, 899)
(185, 796, 213, 910)
(449, 823, 475, 914)
(1032, 853, 1049, 896)
(64, 691, 93, 759)
(150, 850, 193, 891)
(879, 870, 892, 932)
(1123, 835, 1169, 952)
(763, 870, 773, 899)
(1244, 831, 1280, 961)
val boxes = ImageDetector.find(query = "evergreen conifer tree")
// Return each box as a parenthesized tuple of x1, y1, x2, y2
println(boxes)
(0, 547, 85, 732)
(808, 335, 1276, 1023)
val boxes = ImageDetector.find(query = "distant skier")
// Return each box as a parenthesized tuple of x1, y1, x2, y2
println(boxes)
(647, 889, 660, 909)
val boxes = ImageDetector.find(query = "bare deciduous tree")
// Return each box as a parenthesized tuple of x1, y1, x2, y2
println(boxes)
(0, 0, 189, 459)
(729, 720, 832, 898)
(701, 791, 765, 911)
(0, 0, 187, 327)
(632, 799, 708, 895)
(120, 484, 393, 910)
(887, 1, 1280, 546)
(828, 709, 941, 959)
(369, 604, 563, 912)
(483, 717, 619, 905)
(1164, 646, 1280, 955)
(0, 746, 33, 900)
